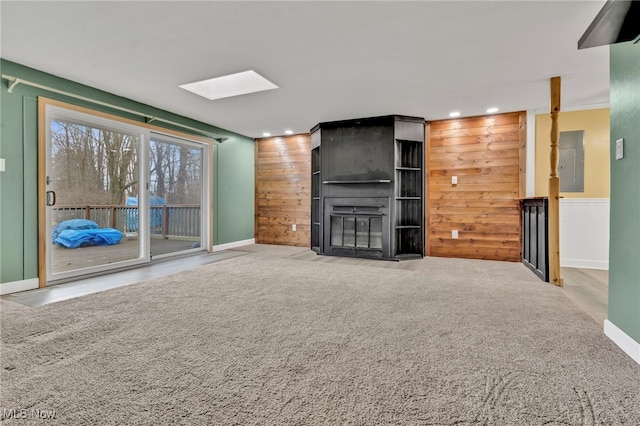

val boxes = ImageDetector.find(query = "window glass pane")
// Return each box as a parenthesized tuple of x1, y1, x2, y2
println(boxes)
(49, 120, 140, 274)
(370, 217, 382, 249)
(149, 139, 203, 256)
(331, 216, 343, 246)
(343, 217, 356, 247)
(356, 217, 369, 248)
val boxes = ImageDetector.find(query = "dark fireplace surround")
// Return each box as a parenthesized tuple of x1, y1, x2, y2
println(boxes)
(310, 115, 425, 260)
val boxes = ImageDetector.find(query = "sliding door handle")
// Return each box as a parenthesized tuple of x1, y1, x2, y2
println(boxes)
(46, 190, 56, 206)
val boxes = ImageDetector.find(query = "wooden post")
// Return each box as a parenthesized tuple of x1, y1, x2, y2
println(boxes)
(162, 204, 169, 239)
(110, 206, 116, 229)
(549, 77, 563, 286)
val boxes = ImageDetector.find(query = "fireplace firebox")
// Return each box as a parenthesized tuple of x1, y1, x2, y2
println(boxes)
(325, 198, 390, 258)
(311, 115, 425, 260)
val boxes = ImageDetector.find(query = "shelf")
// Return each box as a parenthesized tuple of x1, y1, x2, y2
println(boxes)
(395, 138, 422, 144)
(395, 139, 422, 170)
(396, 197, 420, 200)
(395, 225, 421, 229)
(323, 179, 391, 184)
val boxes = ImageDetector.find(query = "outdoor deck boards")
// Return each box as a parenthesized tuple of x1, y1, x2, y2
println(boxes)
(52, 237, 201, 274)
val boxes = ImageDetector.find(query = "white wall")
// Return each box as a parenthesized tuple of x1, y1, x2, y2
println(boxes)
(526, 110, 536, 197)
(560, 199, 610, 270)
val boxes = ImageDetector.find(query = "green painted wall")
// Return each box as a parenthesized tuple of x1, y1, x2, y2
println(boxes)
(214, 141, 255, 245)
(608, 42, 640, 342)
(0, 59, 255, 284)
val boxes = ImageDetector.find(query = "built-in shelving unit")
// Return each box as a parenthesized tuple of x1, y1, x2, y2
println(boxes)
(311, 146, 321, 252)
(394, 138, 423, 257)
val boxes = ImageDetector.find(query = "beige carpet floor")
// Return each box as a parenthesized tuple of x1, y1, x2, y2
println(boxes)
(1, 245, 639, 425)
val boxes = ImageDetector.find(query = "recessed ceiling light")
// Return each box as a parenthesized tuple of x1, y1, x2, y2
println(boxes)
(180, 70, 278, 101)
(449, 112, 461, 117)
(284, 130, 294, 135)
(262, 132, 271, 137)
(486, 107, 499, 113)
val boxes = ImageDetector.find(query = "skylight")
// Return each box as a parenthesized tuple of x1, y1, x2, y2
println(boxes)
(180, 70, 278, 101)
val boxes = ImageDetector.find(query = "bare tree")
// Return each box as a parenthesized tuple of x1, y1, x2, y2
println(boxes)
(51, 121, 137, 205)
(51, 121, 202, 208)
(104, 130, 137, 204)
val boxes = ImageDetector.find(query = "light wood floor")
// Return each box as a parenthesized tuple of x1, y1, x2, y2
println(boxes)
(560, 267, 608, 326)
(3, 250, 247, 307)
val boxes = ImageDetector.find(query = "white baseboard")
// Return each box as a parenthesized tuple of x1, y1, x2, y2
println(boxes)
(0, 278, 39, 295)
(561, 258, 609, 270)
(212, 238, 255, 252)
(604, 319, 640, 365)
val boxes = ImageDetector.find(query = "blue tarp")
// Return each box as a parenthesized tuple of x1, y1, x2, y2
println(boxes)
(51, 219, 99, 240)
(126, 196, 167, 231)
(54, 228, 123, 248)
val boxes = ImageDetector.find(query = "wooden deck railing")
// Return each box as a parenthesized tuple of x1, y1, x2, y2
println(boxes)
(52, 204, 201, 239)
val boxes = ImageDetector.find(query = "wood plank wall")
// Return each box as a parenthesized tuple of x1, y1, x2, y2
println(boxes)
(255, 134, 311, 247)
(427, 112, 526, 261)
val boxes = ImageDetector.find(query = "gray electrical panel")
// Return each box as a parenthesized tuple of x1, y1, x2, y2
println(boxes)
(558, 130, 585, 192)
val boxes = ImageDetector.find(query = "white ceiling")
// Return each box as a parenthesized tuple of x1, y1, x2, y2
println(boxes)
(1, 1, 608, 139)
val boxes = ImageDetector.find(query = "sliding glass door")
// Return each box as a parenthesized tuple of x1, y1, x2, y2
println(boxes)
(148, 134, 205, 258)
(42, 100, 211, 285)
(45, 105, 149, 282)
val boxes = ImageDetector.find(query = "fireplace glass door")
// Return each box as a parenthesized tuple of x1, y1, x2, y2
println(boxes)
(325, 198, 390, 258)
(330, 215, 383, 250)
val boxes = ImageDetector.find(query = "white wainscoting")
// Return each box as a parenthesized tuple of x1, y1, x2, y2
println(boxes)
(560, 198, 609, 270)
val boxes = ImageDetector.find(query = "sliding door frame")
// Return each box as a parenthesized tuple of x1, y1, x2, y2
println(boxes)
(149, 131, 211, 260)
(38, 97, 214, 288)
